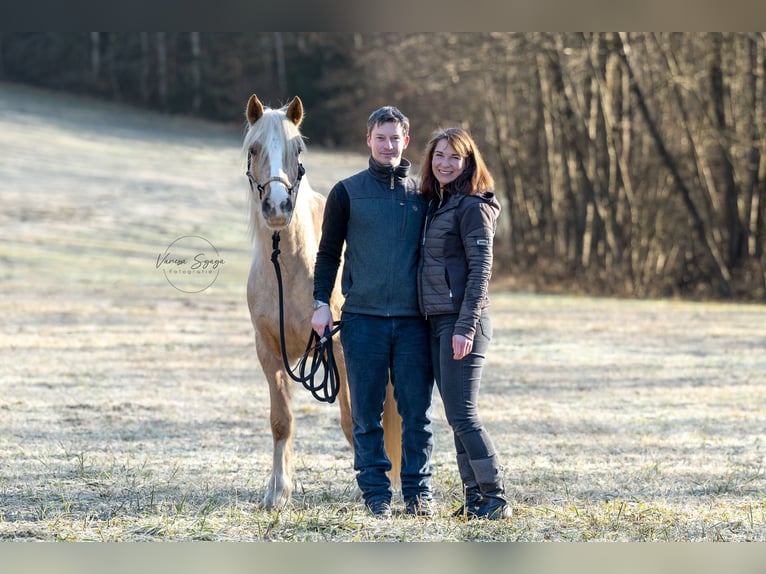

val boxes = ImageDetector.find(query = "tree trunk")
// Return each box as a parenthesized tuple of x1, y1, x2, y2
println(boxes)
(710, 33, 747, 270)
(190, 32, 202, 114)
(536, 51, 566, 262)
(274, 32, 287, 96)
(156, 32, 168, 110)
(90, 32, 100, 84)
(106, 33, 122, 101)
(742, 35, 761, 259)
(140, 32, 150, 105)
(550, 42, 597, 271)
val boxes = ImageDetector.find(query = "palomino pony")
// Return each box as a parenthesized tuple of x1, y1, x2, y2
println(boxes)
(242, 94, 401, 509)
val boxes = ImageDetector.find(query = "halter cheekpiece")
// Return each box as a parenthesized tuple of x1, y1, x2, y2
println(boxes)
(246, 150, 305, 200)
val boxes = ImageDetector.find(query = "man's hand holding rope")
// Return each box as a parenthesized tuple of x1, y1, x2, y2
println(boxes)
(312, 306, 334, 341)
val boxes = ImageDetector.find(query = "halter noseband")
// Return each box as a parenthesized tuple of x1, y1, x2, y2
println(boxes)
(246, 151, 306, 200)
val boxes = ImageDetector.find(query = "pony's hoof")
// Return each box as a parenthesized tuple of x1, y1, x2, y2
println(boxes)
(263, 478, 292, 510)
(262, 492, 290, 511)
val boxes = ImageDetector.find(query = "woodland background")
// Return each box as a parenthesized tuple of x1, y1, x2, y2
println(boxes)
(2, 32, 765, 300)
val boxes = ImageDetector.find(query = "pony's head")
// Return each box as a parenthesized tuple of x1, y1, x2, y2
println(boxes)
(243, 94, 306, 233)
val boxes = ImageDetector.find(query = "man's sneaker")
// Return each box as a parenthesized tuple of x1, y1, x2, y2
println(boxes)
(405, 497, 435, 518)
(366, 499, 392, 519)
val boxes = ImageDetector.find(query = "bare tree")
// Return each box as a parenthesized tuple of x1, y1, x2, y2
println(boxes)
(190, 32, 202, 115)
(90, 32, 100, 82)
(616, 33, 732, 297)
(156, 32, 167, 110)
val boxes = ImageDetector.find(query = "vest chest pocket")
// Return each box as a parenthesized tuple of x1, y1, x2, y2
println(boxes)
(399, 200, 424, 239)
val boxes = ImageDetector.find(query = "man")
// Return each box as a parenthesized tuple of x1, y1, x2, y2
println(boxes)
(311, 106, 434, 518)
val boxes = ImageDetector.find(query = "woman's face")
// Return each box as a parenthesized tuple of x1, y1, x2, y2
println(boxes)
(431, 138, 466, 187)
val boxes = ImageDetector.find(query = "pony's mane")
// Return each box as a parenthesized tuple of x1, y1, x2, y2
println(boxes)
(242, 104, 307, 240)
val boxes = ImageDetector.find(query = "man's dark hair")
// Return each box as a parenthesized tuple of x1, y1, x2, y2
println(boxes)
(366, 106, 410, 137)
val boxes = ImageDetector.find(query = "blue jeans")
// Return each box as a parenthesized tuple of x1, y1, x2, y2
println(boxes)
(340, 312, 434, 505)
(429, 309, 497, 463)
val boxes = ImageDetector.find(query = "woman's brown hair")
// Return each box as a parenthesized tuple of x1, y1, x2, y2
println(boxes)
(418, 127, 494, 202)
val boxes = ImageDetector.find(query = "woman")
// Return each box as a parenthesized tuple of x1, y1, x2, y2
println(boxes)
(417, 127, 510, 519)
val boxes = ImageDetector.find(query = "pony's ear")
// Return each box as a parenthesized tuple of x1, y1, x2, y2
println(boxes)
(246, 94, 264, 125)
(286, 96, 303, 127)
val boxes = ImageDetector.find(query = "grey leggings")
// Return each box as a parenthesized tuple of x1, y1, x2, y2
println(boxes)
(428, 309, 497, 462)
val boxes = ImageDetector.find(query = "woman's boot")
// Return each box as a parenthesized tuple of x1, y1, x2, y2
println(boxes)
(470, 456, 512, 520)
(451, 452, 483, 518)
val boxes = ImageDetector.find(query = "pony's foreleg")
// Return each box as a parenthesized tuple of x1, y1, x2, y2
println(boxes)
(261, 358, 294, 510)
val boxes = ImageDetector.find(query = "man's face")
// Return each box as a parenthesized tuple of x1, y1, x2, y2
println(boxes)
(367, 121, 409, 167)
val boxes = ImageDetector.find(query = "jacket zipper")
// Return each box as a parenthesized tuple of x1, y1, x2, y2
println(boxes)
(419, 201, 435, 320)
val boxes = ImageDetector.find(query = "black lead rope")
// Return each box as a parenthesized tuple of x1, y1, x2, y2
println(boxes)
(270, 231, 342, 403)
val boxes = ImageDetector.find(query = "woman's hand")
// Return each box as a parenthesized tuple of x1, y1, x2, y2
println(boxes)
(452, 334, 473, 360)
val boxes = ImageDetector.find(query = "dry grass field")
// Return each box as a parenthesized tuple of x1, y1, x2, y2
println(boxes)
(1, 82, 765, 542)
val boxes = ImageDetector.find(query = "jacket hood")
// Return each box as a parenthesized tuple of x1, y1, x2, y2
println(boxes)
(478, 190, 501, 217)
(439, 189, 501, 221)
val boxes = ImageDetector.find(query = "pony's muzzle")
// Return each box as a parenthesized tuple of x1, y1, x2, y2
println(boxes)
(261, 195, 294, 229)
